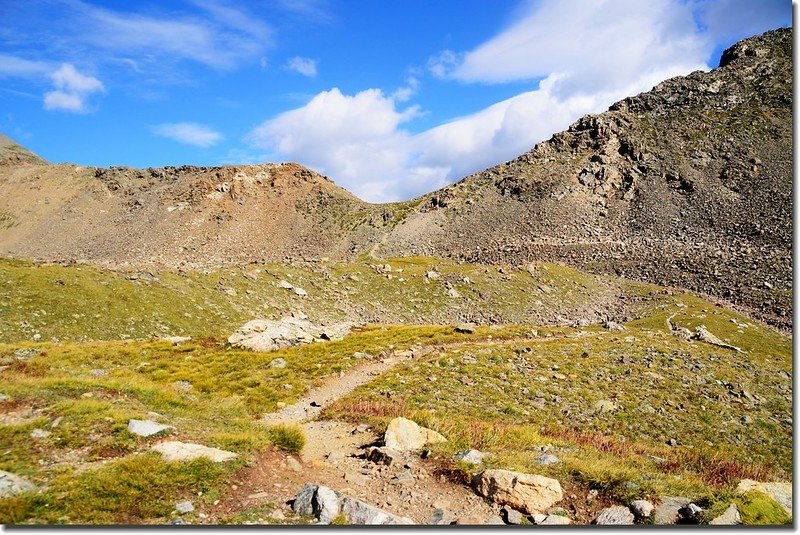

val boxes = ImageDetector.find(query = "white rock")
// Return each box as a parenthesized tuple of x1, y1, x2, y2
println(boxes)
(631, 499, 655, 518)
(30, 429, 51, 439)
(128, 419, 172, 438)
(175, 500, 194, 514)
(151, 441, 237, 463)
(709, 504, 742, 525)
(539, 515, 571, 525)
(454, 449, 486, 465)
(594, 505, 635, 525)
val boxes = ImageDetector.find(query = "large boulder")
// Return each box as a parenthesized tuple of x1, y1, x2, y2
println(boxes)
(228, 317, 351, 352)
(384, 417, 446, 452)
(292, 485, 413, 525)
(654, 496, 691, 525)
(472, 469, 563, 515)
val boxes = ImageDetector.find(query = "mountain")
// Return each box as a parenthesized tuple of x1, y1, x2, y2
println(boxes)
(0, 29, 791, 326)
(375, 28, 792, 328)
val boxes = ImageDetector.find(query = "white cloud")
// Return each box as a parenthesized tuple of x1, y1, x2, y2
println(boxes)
(427, 50, 459, 79)
(43, 63, 105, 113)
(391, 76, 420, 102)
(152, 122, 223, 147)
(0, 54, 52, 78)
(285, 56, 318, 77)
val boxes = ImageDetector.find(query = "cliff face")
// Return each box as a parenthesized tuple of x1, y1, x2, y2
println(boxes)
(376, 28, 792, 328)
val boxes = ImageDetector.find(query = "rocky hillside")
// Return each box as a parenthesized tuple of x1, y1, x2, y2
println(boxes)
(0, 29, 791, 327)
(376, 28, 792, 329)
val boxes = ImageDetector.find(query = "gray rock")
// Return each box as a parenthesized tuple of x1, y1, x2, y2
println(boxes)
(654, 496, 691, 525)
(454, 449, 486, 465)
(630, 499, 655, 518)
(429, 508, 457, 525)
(531, 513, 548, 524)
(0, 470, 36, 498)
(313, 486, 340, 524)
(30, 429, 51, 439)
(127, 419, 172, 438)
(13, 348, 39, 360)
(292, 484, 318, 516)
(593, 399, 617, 414)
(286, 456, 302, 472)
(269, 358, 287, 368)
(163, 336, 192, 345)
(367, 446, 404, 466)
(0, 394, 8, 402)
(594, 505, 635, 525)
(173, 380, 193, 391)
(501, 505, 525, 525)
(293, 286, 308, 297)
(175, 500, 194, 514)
(446, 288, 461, 298)
(340, 496, 413, 524)
(537, 453, 560, 465)
(390, 469, 414, 486)
(151, 441, 237, 463)
(277, 280, 294, 289)
(455, 323, 476, 334)
(90, 368, 107, 377)
(709, 504, 742, 525)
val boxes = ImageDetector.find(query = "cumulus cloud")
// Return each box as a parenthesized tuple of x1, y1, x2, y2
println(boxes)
(43, 63, 105, 112)
(152, 122, 223, 147)
(285, 56, 318, 77)
(247, 0, 788, 202)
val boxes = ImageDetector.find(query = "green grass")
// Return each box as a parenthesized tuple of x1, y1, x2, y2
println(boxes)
(734, 491, 791, 525)
(266, 424, 306, 453)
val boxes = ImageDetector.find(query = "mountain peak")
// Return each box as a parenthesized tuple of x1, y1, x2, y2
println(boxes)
(0, 133, 48, 166)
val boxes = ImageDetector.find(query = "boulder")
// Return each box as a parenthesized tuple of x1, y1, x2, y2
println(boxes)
(127, 419, 172, 438)
(292, 484, 318, 517)
(151, 441, 237, 463)
(709, 504, 742, 525)
(472, 469, 563, 515)
(384, 417, 446, 452)
(455, 323, 476, 334)
(594, 505, 635, 525)
(228, 317, 351, 352)
(0, 470, 36, 498)
(537, 453, 560, 465)
(293, 485, 412, 525)
(313, 486, 340, 524)
(484, 515, 505, 525)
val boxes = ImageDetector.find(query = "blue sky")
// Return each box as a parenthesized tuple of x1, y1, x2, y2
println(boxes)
(0, 0, 791, 201)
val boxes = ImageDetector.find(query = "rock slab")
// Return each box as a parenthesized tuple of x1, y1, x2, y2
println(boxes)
(128, 419, 172, 437)
(594, 505, 635, 525)
(228, 316, 351, 352)
(151, 441, 237, 463)
(472, 469, 563, 515)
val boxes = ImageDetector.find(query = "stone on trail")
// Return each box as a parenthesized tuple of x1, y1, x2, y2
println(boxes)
(0, 470, 36, 498)
(709, 504, 742, 525)
(367, 447, 404, 466)
(340, 495, 413, 525)
(384, 417, 446, 452)
(151, 441, 237, 463)
(594, 505, 635, 525)
(472, 469, 563, 515)
(127, 419, 172, 438)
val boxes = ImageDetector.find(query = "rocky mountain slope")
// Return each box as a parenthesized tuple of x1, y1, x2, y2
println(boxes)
(0, 29, 791, 327)
(376, 28, 792, 328)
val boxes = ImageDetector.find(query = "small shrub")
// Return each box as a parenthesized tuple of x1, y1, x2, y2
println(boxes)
(267, 424, 306, 454)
